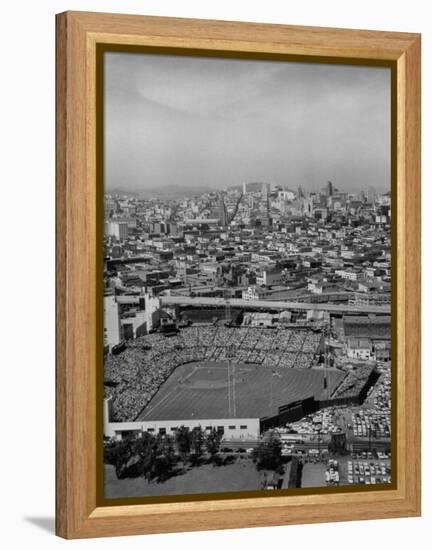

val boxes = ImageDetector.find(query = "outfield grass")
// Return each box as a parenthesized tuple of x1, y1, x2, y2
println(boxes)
(104, 457, 270, 498)
(137, 361, 345, 421)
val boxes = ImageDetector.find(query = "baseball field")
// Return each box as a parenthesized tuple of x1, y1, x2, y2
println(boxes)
(136, 361, 345, 421)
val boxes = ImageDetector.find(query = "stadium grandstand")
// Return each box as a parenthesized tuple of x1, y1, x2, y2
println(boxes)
(104, 325, 378, 441)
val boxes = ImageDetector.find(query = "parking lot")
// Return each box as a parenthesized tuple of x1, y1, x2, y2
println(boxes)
(347, 453, 391, 485)
(296, 451, 392, 488)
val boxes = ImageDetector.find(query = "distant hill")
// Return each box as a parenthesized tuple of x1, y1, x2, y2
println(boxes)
(105, 189, 139, 197)
(139, 184, 213, 199)
(106, 184, 240, 199)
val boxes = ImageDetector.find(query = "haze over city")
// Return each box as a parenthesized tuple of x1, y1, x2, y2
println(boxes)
(104, 52, 391, 195)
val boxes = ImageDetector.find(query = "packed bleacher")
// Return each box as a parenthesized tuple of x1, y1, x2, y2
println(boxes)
(105, 325, 323, 421)
(330, 364, 376, 401)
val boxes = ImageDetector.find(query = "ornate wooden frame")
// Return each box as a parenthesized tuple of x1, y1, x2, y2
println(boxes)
(56, 11, 421, 538)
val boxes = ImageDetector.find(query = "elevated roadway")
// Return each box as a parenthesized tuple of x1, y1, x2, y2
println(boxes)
(160, 295, 390, 315)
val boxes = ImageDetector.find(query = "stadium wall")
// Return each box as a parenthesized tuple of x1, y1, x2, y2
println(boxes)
(104, 401, 260, 441)
(260, 396, 319, 432)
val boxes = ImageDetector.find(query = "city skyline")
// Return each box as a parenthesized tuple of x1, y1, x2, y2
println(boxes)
(105, 183, 389, 200)
(104, 52, 391, 194)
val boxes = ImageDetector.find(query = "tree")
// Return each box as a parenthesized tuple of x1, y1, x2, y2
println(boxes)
(150, 434, 176, 482)
(288, 458, 303, 488)
(252, 430, 283, 471)
(175, 426, 192, 463)
(205, 428, 222, 463)
(190, 426, 205, 464)
(328, 433, 347, 456)
(133, 432, 157, 479)
(104, 432, 177, 482)
(104, 438, 134, 479)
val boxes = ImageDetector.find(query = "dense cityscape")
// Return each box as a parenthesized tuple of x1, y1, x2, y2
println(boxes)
(103, 180, 392, 496)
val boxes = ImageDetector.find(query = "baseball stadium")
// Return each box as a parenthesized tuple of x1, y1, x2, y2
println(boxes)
(104, 324, 378, 440)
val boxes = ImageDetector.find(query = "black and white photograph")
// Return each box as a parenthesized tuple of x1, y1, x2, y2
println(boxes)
(102, 51, 392, 499)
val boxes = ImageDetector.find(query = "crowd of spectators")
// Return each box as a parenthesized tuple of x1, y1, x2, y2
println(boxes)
(330, 364, 376, 400)
(199, 326, 321, 369)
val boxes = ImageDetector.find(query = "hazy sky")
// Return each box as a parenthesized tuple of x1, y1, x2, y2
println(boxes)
(104, 52, 391, 194)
